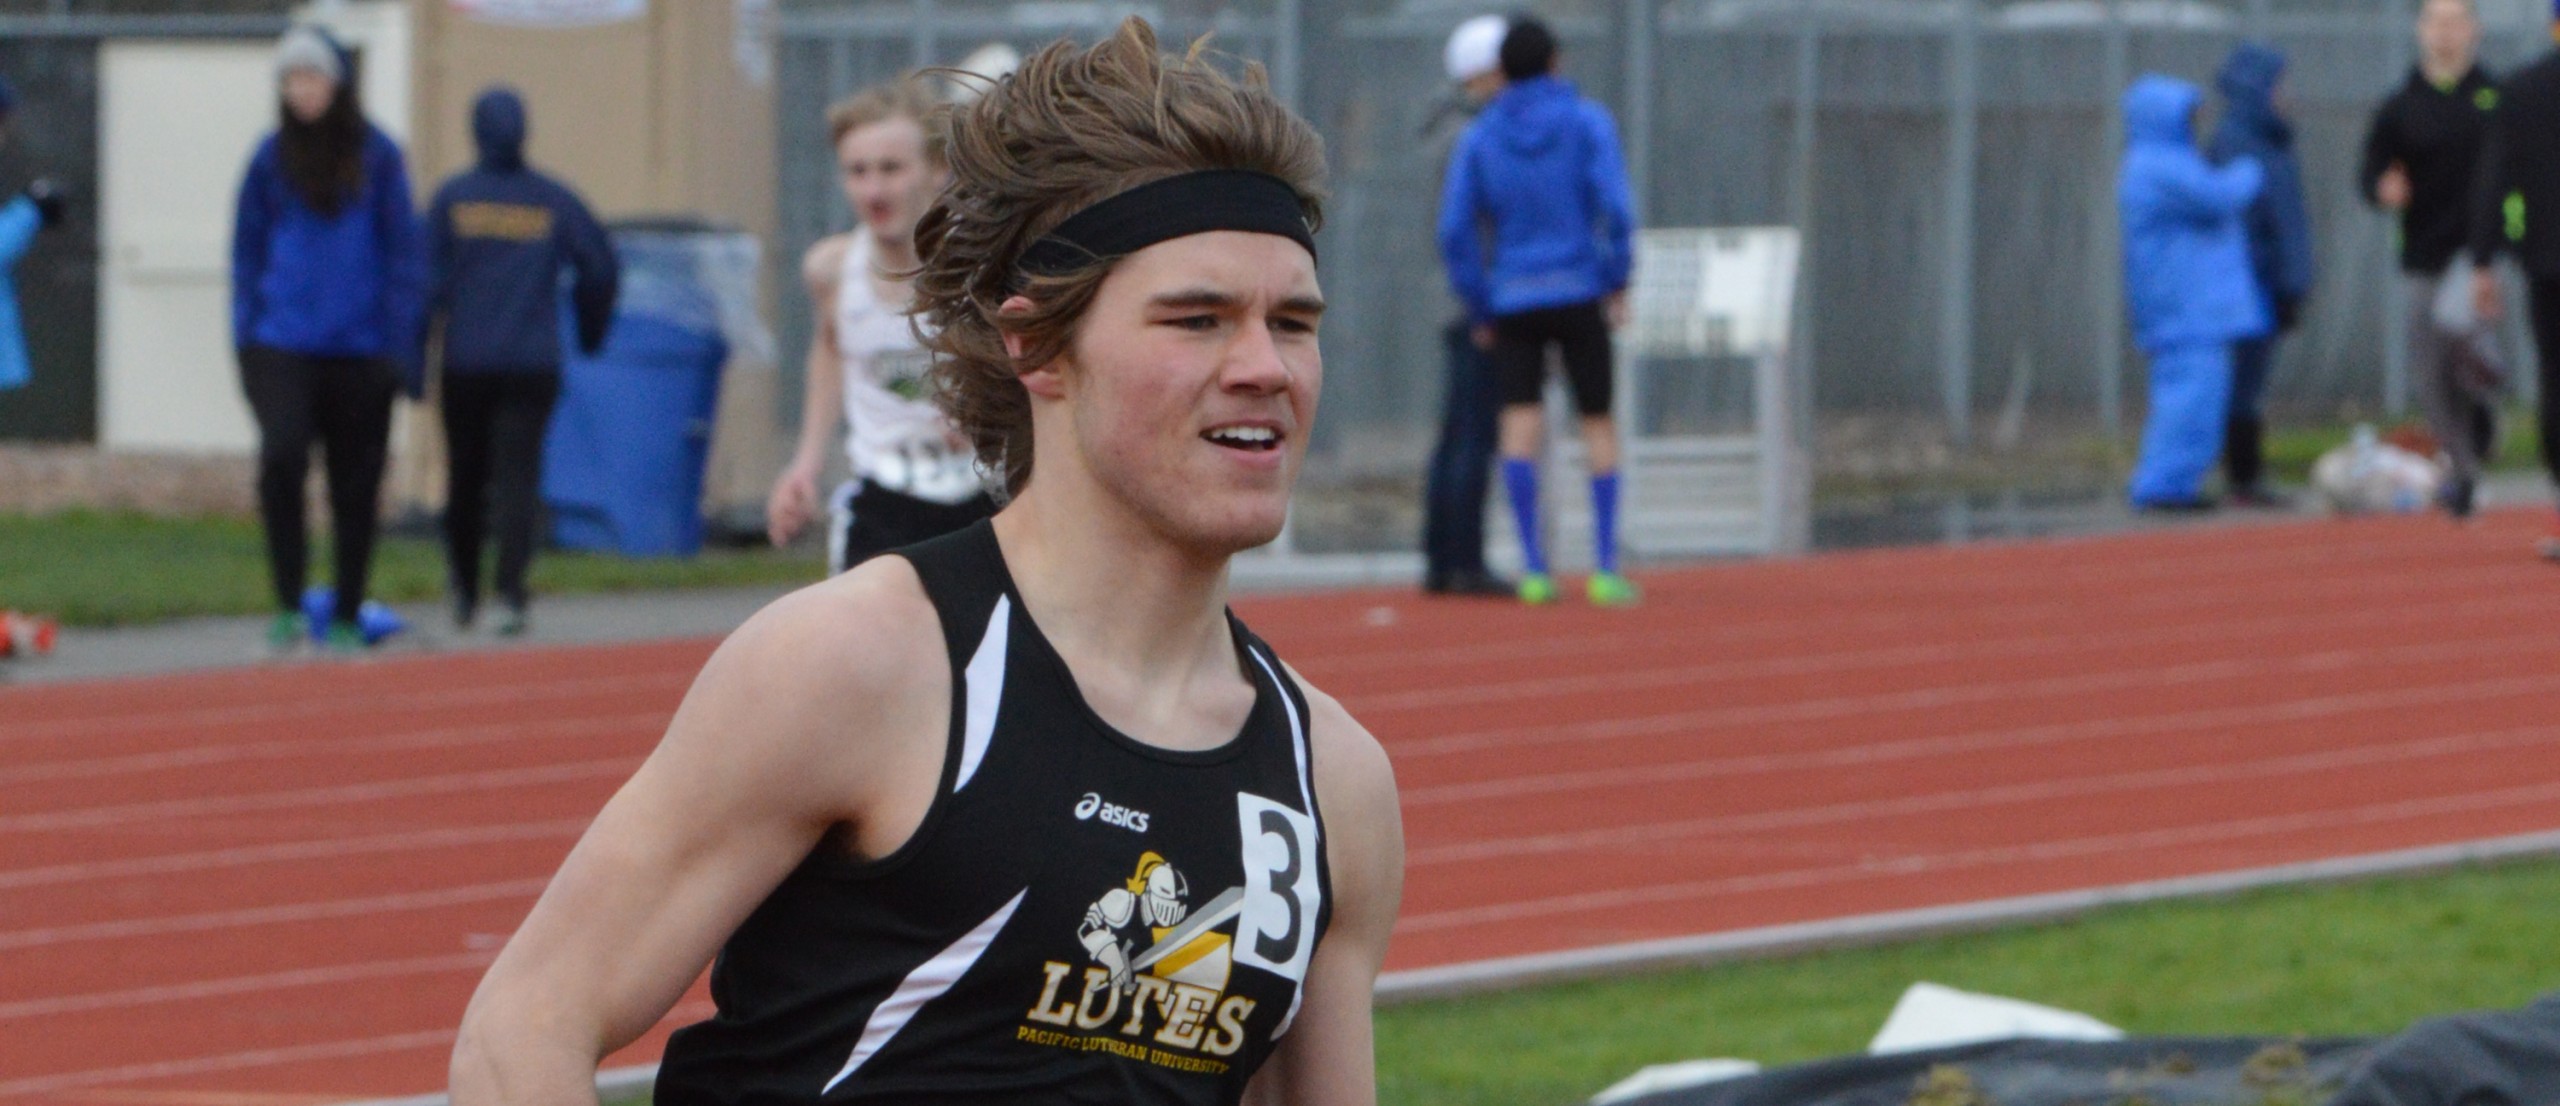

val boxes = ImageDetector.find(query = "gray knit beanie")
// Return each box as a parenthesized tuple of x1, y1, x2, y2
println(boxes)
(276, 26, 344, 84)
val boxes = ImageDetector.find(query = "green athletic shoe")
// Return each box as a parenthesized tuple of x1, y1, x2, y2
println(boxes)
(322, 621, 368, 655)
(265, 611, 304, 654)
(1517, 573, 1558, 606)
(1587, 571, 1641, 607)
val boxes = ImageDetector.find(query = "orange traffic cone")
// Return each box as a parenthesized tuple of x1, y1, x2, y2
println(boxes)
(1, 611, 58, 659)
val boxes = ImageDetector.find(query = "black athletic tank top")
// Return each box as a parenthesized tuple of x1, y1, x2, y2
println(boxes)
(655, 521, 1332, 1105)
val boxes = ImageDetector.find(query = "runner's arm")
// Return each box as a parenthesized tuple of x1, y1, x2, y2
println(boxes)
(771, 237, 851, 545)
(449, 565, 947, 1104)
(1242, 682, 1404, 1106)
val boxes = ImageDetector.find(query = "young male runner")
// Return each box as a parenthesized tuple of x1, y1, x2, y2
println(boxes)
(451, 19, 1404, 1105)
(767, 80, 995, 574)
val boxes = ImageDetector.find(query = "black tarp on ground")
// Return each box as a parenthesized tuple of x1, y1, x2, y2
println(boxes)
(2324, 993, 2560, 1106)
(1615, 993, 2560, 1106)
(1616, 1036, 2374, 1106)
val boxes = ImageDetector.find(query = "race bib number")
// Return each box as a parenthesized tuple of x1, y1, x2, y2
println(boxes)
(876, 436, 984, 504)
(1233, 793, 1319, 983)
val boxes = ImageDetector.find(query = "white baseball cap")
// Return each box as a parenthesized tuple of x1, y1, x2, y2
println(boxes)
(1444, 15, 1508, 83)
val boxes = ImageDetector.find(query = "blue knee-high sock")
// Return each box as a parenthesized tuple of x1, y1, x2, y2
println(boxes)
(1502, 458, 1547, 576)
(1591, 471, 1621, 574)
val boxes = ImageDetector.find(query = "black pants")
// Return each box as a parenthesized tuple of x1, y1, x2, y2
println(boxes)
(833, 479, 996, 575)
(2533, 276, 2560, 491)
(1423, 319, 1501, 579)
(442, 371, 561, 610)
(1492, 300, 1615, 416)
(239, 346, 397, 626)
(2223, 334, 2278, 493)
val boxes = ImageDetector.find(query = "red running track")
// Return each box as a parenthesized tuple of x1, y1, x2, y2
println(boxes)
(7, 510, 2560, 1102)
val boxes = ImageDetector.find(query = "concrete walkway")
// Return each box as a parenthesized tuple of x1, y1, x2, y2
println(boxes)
(0, 585, 791, 687)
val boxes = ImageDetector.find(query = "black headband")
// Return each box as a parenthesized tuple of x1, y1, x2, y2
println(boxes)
(1014, 170, 1316, 285)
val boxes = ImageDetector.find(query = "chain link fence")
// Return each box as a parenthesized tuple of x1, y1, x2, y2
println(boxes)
(776, 0, 2559, 553)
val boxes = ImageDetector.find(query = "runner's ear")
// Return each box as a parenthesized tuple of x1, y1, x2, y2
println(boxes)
(998, 295, 1036, 364)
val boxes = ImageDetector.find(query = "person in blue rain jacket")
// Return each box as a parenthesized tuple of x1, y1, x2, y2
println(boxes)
(0, 74, 65, 395)
(1437, 16, 1641, 606)
(2120, 73, 2269, 511)
(2208, 42, 2316, 506)
(230, 25, 426, 653)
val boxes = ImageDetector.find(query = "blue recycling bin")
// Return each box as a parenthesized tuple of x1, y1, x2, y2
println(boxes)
(542, 223, 739, 557)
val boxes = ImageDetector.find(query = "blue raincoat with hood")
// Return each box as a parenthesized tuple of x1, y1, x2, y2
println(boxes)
(0, 73, 23, 392)
(1436, 74, 1636, 324)
(2120, 74, 2268, 505)
(0, 195, 35, 393)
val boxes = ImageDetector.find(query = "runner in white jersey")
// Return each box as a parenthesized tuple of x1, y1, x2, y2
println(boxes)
(767, 80, 995, 574)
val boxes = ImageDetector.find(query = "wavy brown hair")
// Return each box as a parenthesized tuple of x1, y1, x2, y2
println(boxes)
(910, 17, 1326, 496)
(278, 72, 367, 215)
(826, 77, 946, 163)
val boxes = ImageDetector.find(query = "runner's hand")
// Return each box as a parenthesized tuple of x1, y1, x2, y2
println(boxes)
(1604, 291, 1630, 330)
(2376, 164, 2412, 211)
(766, 461, 820, 548)
(2474, 268, 2504, 325)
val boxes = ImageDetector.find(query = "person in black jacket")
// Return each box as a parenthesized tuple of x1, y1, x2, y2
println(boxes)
(2362, 0, 2504, 518)
(2468, 0, 2560, 557)
(423, 87, 618, 634)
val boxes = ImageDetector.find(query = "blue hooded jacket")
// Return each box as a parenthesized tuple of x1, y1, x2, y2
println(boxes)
(423, 88, 618, 374)
(231, 124, 426, 376)
(2119, 74, 2269, 353)
(2208, 43, 2316, 324)
(1437, 75, 1636, 323)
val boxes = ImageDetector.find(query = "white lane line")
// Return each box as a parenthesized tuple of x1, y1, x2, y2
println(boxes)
(0, 1029, 458, 1097)
(1395, 777, 2560, 934)
(0, 668, 688, 745)
(1358, 621, 2559, 715)
(0, 878, 551, 951)
(1268, 531, 2528, 660)
(1295, 562, 2553, 680)
(1409, 722, 2560, 865)
(1393, 667, 2560, 793)
(0, 951, 495, 1022)
(0, 711, 664, 788)
(0, 818, 592, 891)
(0, 758, 637, 834)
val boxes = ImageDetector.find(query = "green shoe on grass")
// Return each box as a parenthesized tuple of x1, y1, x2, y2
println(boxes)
(1587, 571, 1641, 607)
(1517, 573, 1558, 606)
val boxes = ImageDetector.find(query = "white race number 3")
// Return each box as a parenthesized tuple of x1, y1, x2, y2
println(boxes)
(1233, 793, 1319, 983)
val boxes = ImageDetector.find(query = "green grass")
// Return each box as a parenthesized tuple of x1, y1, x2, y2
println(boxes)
(1377, 858, 2560, 1106)
(0, 510, 821, 626)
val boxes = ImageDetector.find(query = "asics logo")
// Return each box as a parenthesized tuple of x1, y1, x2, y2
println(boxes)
(1074, 792, 1150, 833)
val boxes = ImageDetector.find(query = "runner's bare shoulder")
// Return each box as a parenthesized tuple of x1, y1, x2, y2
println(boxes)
(664, 555, 950, 827)
(802, 233, 853, 300)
